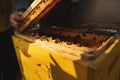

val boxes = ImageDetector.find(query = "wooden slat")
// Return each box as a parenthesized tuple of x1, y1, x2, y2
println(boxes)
(19, 0, 60, 32)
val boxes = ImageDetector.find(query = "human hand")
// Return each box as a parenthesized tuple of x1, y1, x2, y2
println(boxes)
(10, 11, 24, 28)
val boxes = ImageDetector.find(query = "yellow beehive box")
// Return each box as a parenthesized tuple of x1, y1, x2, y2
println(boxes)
(12, 30, 120, 80)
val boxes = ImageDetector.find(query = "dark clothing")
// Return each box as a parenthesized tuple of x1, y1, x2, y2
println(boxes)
(0, 0, 20, 80)
(0, 28, 20, 80)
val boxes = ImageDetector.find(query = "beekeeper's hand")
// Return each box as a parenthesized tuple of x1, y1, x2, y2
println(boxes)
(10, 11, 23, 28)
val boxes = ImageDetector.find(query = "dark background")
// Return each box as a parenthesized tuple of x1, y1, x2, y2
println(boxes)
(41, 0, 120, 27)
